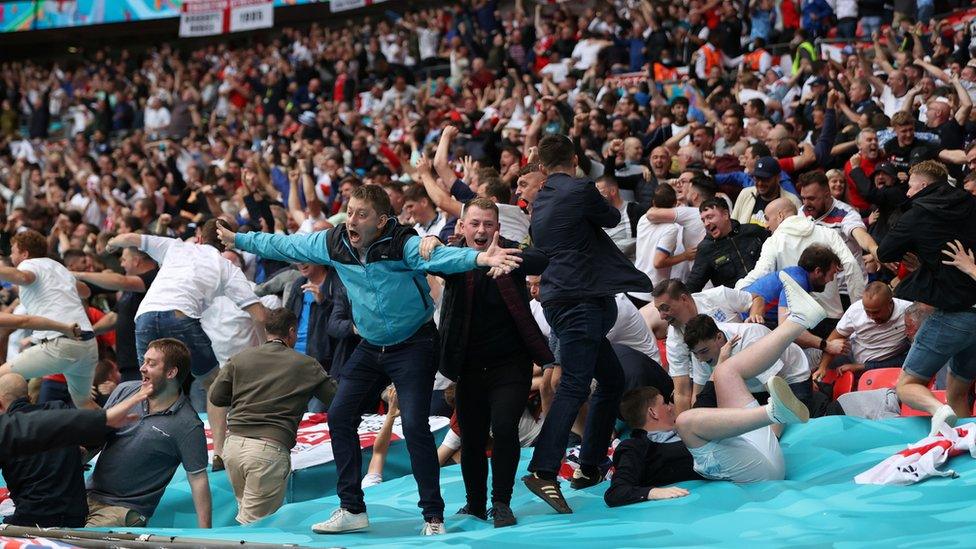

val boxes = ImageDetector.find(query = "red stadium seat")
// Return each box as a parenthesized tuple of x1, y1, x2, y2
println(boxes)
(900, 390, 947, 417)
(832, 371, 855, 400)
(857, 368, 902, 391)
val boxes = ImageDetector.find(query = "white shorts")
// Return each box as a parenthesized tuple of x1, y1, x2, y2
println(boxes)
(687, 401, 785, 483)
(10, 337, 98, 404)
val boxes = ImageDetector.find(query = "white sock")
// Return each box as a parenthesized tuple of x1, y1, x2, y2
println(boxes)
(765, 403, 778, 423)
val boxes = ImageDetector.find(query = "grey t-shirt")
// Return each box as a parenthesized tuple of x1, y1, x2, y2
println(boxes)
(87, 381, 208, 518)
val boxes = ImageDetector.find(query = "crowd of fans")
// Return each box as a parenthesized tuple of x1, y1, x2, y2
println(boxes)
(0, 0, 975, 538)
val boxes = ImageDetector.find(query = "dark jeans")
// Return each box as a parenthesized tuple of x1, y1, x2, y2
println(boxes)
(530, 297, 624, 474)
(135, 310, 218, 377)
(456, 355, 532, 509)
(328, 322, 443, 520)
(430, 389, 453, 417)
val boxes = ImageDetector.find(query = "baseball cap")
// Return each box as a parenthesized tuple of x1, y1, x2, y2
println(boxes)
(875, 163, 897, 177)
(753, 156, 781, 179)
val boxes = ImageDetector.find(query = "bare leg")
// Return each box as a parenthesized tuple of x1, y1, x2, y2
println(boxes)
(677, 319, 809, 449)
(896, 372, 944, 415)
(945, 372, 971, 420)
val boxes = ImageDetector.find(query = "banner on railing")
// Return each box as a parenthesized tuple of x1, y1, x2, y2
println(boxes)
(179, 0, 273, 37)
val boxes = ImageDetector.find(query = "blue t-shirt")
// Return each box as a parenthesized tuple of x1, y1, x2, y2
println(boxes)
(744, 266, 810, 323)
(295, 290, 314, 354)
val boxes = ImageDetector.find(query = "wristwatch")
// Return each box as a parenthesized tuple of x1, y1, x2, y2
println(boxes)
(819, 338, 827, 351)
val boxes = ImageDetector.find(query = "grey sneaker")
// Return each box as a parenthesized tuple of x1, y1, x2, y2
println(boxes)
(311, 508, 369, 534)
(421, 518, 446, 535)
(779, 272, 827, 330)
(766, 376, 810, 424)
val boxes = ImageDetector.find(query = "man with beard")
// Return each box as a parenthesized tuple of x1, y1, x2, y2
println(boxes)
(686, 198, 769, 292)
(86, 338, 211, 528)
(730, 156, 801, 228)
(425, 198, 550, 528)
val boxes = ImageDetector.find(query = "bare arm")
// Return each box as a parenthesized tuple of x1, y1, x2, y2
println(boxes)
(186, 470, 212, 528)
(952, 77, 973, 126)
(417, 155, 463, 218)
(243, 302, 267, 342)
(672, 375, 692, 415)
(92, 312, 117, 335)
(0, 313, 78, 336)
(0, 266, 35, 286)
(433, 126, 460, 186)
(73, 271, 147, 292)
(105, 233, 144, 252)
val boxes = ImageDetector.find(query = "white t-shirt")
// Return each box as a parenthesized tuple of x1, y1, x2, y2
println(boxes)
(810, 198, 868, 286)
(18, 258, 93, 342)
(691, 322, 810, 392)
(414, 213, 449, 239)
(604, 204, 636, 261)
(201, 293, 280, 367)
(836, 298, 911, 364)
(632, 218, 681, 301)
(572, 39, 607, 70)
(497, 204, 530, 244)
(879, 86, 907, 118)
(666, 287, 752, 378)
(136, 236, 259, 320)
(608, 294, 660, 362)
(143, 106, 171, 132)
(672, 206, 707, 281)
(530, 299, 550, 338)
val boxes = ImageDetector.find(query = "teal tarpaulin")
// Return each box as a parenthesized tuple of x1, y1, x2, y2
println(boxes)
(83, 416, 976, 546)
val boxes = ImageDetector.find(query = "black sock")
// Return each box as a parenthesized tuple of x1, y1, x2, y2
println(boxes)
(534, 470, 557, 481)
(579, 465, 599, 478)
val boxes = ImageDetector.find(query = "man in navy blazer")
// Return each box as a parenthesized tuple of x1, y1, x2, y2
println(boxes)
(523, 134, 652, 514)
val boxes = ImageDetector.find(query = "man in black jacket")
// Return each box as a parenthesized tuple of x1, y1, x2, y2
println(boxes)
(523, 135, 652, 514)
(874, 160, 976, 437)
(686, 198, 769, 292)
(604, 386, 702, 508)
(0, 373, 88, 527)
(848, 158, 907, 243)
(430, 198, 551, 528)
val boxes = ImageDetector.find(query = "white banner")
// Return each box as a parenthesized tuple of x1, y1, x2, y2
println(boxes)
(330, 0, 388, 13)
(204, 413, 450, 471)
(179, 0, 273, 37)
(229, 0, 274, 33)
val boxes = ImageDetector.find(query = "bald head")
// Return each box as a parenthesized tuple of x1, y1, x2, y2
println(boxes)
(763, 197, 798, 232)
(862, 281, 895, 324)
(0, 373, 28, 412)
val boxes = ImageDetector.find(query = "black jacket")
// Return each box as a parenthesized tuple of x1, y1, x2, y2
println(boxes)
(325, 280, 361, 380)
(531, 173, 652, 302)
(285, 270, 344, 368)
(435, 237, 550, 381)
(877, 182, 976, 311)
(0, 406, 107, 461)
(604, 429, 703, 508)
(2, 400, 88, 527)
(686, 220, 769, 292)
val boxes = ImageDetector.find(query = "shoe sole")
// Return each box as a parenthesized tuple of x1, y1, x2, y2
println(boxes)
(522, 475, 573, 514)
(767, 377, 809, 423)
(778, 273, 826, 329)
(569, 478, 601, 490)
(311, 522, 369, 534)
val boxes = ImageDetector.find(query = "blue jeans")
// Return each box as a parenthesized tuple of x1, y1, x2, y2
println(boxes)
(135, 311, 218, 377)
(903, 309, 976, 382)
(530, 297, 624, 474)
(327, 322, 443, 520)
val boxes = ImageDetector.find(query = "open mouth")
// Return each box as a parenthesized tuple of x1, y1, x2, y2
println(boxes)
(473, 236, 489, 247)
(347, 229, 360, 241)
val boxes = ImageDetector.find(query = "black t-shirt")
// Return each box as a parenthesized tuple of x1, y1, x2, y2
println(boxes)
(884, 138, 937, 173)
(918, 118, 964, 151)
(115, 267, 158, 376)
(465, 271, 527, 367)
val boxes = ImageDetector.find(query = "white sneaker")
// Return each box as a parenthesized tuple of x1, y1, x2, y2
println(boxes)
(766, 376, 810, 424)
(421, 519, 446, 536)
(929, 404, 958, 437)
(779, 272, 827, 330)
(311, 508, 369, 534)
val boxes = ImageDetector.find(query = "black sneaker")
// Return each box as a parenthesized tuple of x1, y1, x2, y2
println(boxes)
(212, 455, 225, 472)
(488, 503, 517, 528)
(521, 473, 573, 514)
(456, 504, 487, 521)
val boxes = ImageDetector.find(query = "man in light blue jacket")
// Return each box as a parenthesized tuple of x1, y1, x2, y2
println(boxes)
(218, 184, 520, 536)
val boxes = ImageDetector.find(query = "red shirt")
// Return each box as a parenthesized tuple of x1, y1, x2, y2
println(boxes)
(843, 156, 879, 212)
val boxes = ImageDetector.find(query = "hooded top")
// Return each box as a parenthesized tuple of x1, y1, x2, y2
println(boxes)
(877, 182, 976, 311)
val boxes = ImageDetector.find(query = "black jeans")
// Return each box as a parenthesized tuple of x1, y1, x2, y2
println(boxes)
(327, 322, 443, 520)
(530, 297, 624, 474)
(456, 355, 532, 509)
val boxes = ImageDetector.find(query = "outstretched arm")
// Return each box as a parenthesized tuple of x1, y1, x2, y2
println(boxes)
(218, 224, 333, 265)
(73, 271, 148, 293)
(0, 313, 79, 336)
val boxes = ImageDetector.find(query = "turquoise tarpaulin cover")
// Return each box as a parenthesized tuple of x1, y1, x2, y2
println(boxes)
(85, 416, 976, 546)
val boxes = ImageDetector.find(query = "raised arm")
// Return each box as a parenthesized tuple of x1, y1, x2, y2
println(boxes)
(952, 76, 973, 126)
(219, 225, 332, 265)
(416, 154, 463, 219)
(434, 125, 461, 186)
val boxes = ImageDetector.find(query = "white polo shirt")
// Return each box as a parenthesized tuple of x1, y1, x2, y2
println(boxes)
(631, 217, 681, 301)
(18, 257, 93, 342)
(136, 235, 259, 320)
(202, 292, 281, 367)
(608, 294, 660, 362)
(836, 298, 911, 364)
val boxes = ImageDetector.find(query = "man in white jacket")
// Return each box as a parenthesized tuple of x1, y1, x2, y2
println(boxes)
(736, 198, 866, 345)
